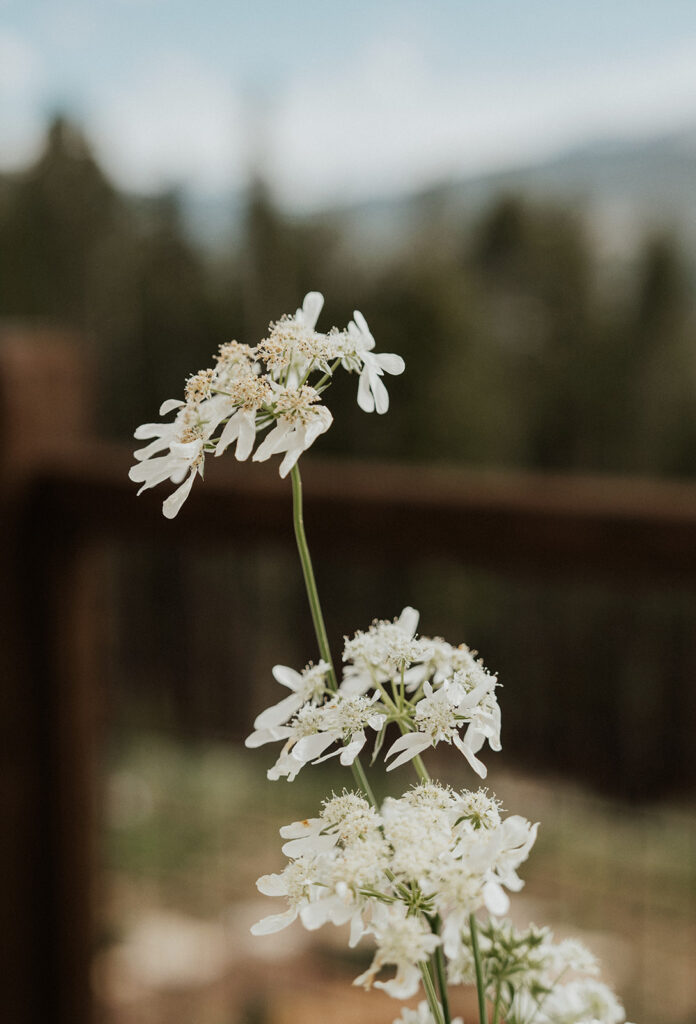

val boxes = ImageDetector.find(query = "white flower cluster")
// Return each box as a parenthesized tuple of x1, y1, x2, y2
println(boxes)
(247, 607, 501, 781)
(129, 292, 405, 517)
(449, 919, 632, 1024)
(393, 1004, 463, 1024)
(134, 288, 639, 1024)
(252, 784, 537, 1000)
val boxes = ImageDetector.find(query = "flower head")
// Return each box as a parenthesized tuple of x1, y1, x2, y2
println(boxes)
(131, 291, 405, 514)
(341, 310, 405, 414)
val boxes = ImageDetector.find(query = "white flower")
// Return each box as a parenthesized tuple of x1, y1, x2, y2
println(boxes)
(252, 384, 333, 477)
(447, 920, 620, 1024)
(213, 339, 258, 388)
(252, 783, 540, 1006)
(251, 693, 386, 782)
(381, 791, 454, 880)
(393, 1002, 463, 1024)
(450, 814, 538, 920)
(384, 674, 500, 778)
(130, 397, 186, 461)
(129, 395, 230, 518)
(341, 607, 426, 695)
(543, 979, 626, 1024)
(250, 856, 316, 935)
(279, 791, 380, 858)
(320, 790, 383, 845)
(342, 310, 405, 414)
(251, 661, 331, 732)
(252, 793, 391, 944)
(214, 371, 272, 461)
(404, 638, 478, 691)
(354, 905, 440, 999)
(258, 292, 340, 381)
(545, 937, 599, 978)
(451, 788, 502, 831)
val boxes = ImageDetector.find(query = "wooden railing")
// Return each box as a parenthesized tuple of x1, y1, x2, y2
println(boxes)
(3, 329, 696, 1024)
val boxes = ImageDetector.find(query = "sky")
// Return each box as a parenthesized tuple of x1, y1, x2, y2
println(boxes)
(3, 0, 696, 208)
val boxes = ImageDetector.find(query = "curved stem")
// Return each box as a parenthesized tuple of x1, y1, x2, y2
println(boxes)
(289, 462, 376, 807)
(469, 913, 488, 1024)
(290, 464, 336, 689)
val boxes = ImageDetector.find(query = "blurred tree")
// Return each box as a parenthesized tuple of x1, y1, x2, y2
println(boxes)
(623, 234, 696, 474)
(3, 119, 693, 479)
(469, 195, 596, 470)
(242, 176, 341, 340)
(0, 116, 119, 320)
(2, 115, 695, 800)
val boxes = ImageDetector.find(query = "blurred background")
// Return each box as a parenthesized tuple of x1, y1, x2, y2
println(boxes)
(2, 2, 696, 1023)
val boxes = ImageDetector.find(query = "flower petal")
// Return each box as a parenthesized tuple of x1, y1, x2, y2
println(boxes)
(398, 606, 420, 637)
(215, 411, 241, 456)
(271, 665, 303, 690)
(256, 872, 287, 896)
(384, 732, 432, 770)
(134, 421, 172, 440)
(159, 398, 185, 416)
(454, 731, 488, 778)
(250, 908, 298, 935)
(162, 469, 197, 519)
(282, 832, 337, 859)
(301, 291, 324, 329)
(253, 421, 292, 462)
(483, 880, 510, 916)
(293, 733, 335, 762)
(253, 692, 304, 730)
(357, 369, 375, 412)
(352, 310, 376, 349)
(235, 409, 257, 461)
(370, 372, 390, 414)
(377, 353, 405, 375)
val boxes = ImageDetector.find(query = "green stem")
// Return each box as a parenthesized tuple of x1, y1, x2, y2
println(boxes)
(492, 979, 502, 1024)
(314, 357, 342, 392)
(290, 464, 336, 689)
(412, 754, 431, 784)
(350, 751, 377, 807)
(289, 463, 376, 807)
(469, 913, 488, 1024)
(433, 941, 452, 1024)
(420, 961, 445, 1024)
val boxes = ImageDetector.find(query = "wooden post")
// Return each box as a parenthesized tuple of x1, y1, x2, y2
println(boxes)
(0, 327, 97, 1024)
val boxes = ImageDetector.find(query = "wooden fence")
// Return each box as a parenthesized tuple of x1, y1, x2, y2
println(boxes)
(2, 329, 696, 1024)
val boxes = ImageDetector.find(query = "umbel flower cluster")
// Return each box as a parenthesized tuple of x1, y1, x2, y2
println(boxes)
(246, 607, 501, 782)
(252, 784, 537, 1000)
(129, 293, 404, 518)
(132, 293, 636, 1024)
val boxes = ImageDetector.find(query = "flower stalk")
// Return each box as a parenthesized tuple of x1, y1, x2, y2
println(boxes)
(469, 913, 488, 1024)
(133, 290, 637, 1024)
(433, 935, 452, 1024)
(290, 463, 336, 688)
(290, 462, 377, 808)
(420, 961, 446, 1024)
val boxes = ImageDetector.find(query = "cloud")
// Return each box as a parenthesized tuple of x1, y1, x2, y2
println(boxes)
(269, 34, 696, 208)
(8, 21, 696, 204)
(0, 26, 41, 95)
(0, 28, 45, 169)
(86, 52, 244, 192)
